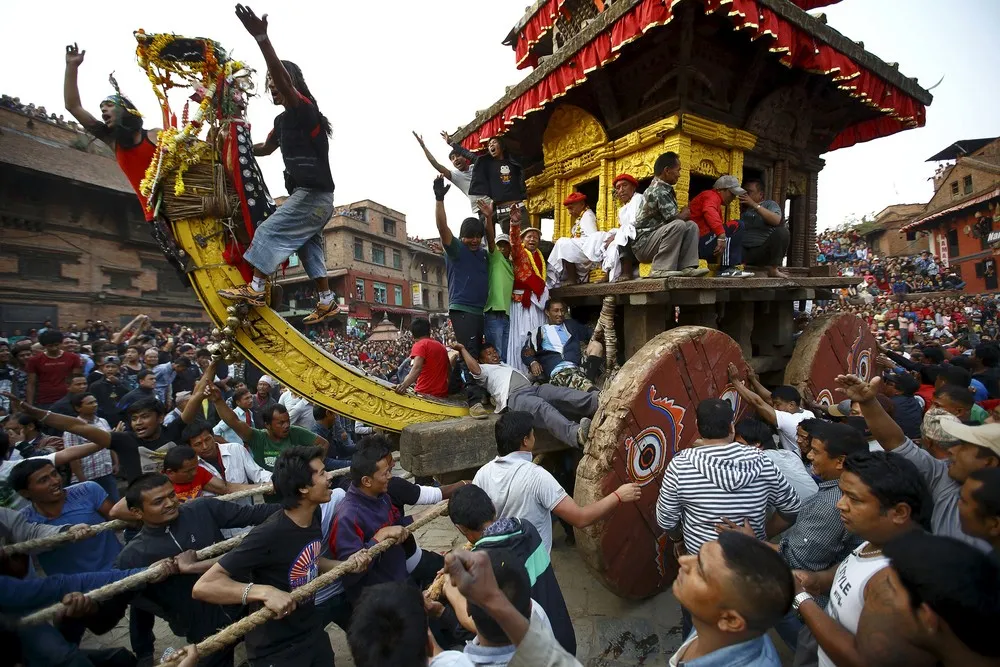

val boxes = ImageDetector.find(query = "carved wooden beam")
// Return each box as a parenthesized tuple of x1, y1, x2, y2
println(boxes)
(731, 47, 769, 121)
(589, 68, 622, 128)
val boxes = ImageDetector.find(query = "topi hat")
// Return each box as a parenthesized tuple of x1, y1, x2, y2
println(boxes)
(563, 192, 587, 206)
(613, 174, 638, 187)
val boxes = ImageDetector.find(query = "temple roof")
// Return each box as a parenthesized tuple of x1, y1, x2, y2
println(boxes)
(0, 127, 133, 194)
(926, 138, 1000, 162)
(458, 0, 931, 153)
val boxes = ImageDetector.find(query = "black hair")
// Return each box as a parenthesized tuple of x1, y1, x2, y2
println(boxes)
(717, 531, 794, 632)
(127, 396, 166, 417)
(735, 419, 776, 450)
(884, 532, 1000, 657)
(137, 369, 153, 381)
(922, 347, 945, 365)
(950, 354, 973, 370)
(742, 178, 766, 193)
(843, 452, 933, 530)
(935, 384, 974, 408)
(459, 217, 485, 239)
(171, 357, 192, 369)
(885, 372, 919, 396)
(770, 386, 801, 406)
(467, 548, 531, 644)
(125, 472, 172, 510)
(449, 484, 496, 531)
(479, 342, 497, 355)
(181, 419, 214, 445)
(969, 468, 1000, 519)
(65, 373, 86, 386)
(358, 434, 393, 461)
(278, 60, 332, 137)
(348, 582, 427, 667)
(9, 458, 56, 492)
(262, 403, 288, 425)
(653, 151, 680, 174)
(38, 330, 63, 346)
(69, 392, 95, 411)
(0, 432, 8, 461)
(410, 318, 431, 339)
(272, 446, 326, 509)
(920, 364, 943, 386)
(232, 387, 250, 402)
(696, 398, 734, 439)
(162, 445, 198, 472)
(16, 414, 39, 430)
(350, 446, 387, 486)
(976, 343, 1000, 368)
(495, 411, 533, 456)
(195, 348, 212, 359)
(544, 298, 567, 312)
(937, 365, 971, 388)
(809, 420, 870, 459)
(312, 404, 331, 421)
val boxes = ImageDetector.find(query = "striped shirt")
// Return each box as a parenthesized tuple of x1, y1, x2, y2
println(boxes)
(656, 442, 801, 554)
(63, 416, 113, 481)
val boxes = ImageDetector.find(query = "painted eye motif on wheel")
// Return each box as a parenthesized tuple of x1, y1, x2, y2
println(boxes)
(815, 389, 835, 407)
(625, 427, 667, 486)
(854, 349, 872, 381)
(720, 385, 744, 418)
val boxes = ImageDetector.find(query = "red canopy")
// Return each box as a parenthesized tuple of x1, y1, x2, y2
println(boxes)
(472, 0, 923, 153)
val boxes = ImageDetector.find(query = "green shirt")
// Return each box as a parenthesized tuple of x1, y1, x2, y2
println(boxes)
(972, 403, 988, 424)
(246, 425, 319, 471)
(485, 247, 514, 313)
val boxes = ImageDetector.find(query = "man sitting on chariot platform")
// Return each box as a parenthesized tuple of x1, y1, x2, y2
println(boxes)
(216, 4, 340, 325)
(521, 298, 603, 393)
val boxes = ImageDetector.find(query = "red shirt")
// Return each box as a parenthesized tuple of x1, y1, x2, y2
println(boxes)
(173, 467, 215, 502)
(688, 189, 726, 237)
(26, 351, 82, 405)
(411, 337, 450, 398)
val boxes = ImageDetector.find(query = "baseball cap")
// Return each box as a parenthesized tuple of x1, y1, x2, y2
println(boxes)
(940, 421, 1000, 457)
(496, 233, 511, 245)
(714, 174, 747, 196)
(828, 399, 853, 418)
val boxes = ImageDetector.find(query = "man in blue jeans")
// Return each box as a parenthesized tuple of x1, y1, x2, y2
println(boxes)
(217, 5, 340, 326)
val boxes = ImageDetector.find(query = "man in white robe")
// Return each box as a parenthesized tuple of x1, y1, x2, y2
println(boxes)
(604, 174, 643, 282)
(547, 192, 605, 286)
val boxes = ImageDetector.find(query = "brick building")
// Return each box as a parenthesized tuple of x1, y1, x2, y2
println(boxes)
(0, 100, 208, 336)
(861, 203, 928, 258)
(275, 200, 448, 327)
(902, 137, 1000, 294)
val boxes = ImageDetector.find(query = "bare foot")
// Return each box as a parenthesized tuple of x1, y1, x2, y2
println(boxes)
(767, 267, 791, 279)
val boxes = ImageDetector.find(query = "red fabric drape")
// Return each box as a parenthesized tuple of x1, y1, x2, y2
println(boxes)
(467, 0, 924, 152)
(513, 0, 567, 70)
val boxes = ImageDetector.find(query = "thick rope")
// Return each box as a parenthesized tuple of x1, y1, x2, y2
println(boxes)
(19, 534, 247, 626)
(425, 541, 471, 600)
(3, 455, 398, 557)
(159, 500, 450, 667)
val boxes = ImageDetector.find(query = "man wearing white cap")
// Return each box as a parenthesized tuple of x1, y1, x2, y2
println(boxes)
(837, 373, 993, 551)
(485, 226, 514, 363)
(691, 175, 753, 278)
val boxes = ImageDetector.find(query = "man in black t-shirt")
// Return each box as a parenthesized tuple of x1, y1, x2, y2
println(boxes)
(217, 5, 341, 327)
(193, 446, 369, 666)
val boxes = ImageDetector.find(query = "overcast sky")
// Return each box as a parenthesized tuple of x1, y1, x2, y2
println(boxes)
(2, 0, 998, 238)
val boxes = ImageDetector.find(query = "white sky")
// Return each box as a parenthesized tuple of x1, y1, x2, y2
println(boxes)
(2, 0, 998, 237)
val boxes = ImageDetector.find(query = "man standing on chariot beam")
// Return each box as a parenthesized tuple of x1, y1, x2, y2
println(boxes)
(216, 4, 340, 325)
(63, 44, 160, 222)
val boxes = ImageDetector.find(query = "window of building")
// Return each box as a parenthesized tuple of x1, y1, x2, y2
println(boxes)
(963, 175, 973, 195)
(354, 238, 363, 261)
(372, 244, 386, 265)
(105, 269, 136, 290)
(383, 218, 396, 236)
(393, 250, 402, 270)
(423, 288, 430, 307)
(373, 282, 388, 304)
(394, 285, 403, 305)
(437, 291, 444, 309)
(355, 278, 365, 300)
(951, 181, 960, 198)
(905, 231, 917, 241)
(21, 256, 63, 281)
(946, 228, 960, 258)
(436, 266, 442, 285)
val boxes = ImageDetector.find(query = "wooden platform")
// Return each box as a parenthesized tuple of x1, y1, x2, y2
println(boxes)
(551, 275, 859, 306)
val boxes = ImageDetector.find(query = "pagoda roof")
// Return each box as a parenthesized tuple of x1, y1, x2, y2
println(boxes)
(457, 0, 931, 153)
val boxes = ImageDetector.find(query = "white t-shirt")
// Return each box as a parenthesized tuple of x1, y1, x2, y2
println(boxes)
(450, 167, 479, 212)
(818, 541, 889, 667)
(763, 449, 818, 502)
(472, 363, 531, 413)
(473, 451, 568, 553)
(774, 409, 811, 456)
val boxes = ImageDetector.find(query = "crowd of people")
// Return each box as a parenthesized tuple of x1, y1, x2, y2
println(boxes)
(815, 230, 966, 295)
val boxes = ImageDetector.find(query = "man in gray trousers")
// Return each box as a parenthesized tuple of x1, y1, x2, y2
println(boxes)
(452, 342, 597, 448)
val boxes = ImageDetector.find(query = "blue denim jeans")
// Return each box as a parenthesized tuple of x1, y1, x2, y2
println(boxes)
(244, 188, 334, 278)
(484, 311, 510, 363)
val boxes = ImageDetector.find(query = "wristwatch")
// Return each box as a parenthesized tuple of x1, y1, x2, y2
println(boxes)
(792, 591, 814, 612)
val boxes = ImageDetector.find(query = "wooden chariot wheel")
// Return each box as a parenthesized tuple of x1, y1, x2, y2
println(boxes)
(573, 326, 752, 599)
(784, 313, 878, 408)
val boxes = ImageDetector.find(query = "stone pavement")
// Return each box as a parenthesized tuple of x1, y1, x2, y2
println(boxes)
(81, 511, 687, 666)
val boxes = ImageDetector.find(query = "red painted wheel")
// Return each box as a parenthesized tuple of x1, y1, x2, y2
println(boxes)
(785, 313, 877, 407)
(573, 326, 751, 599)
